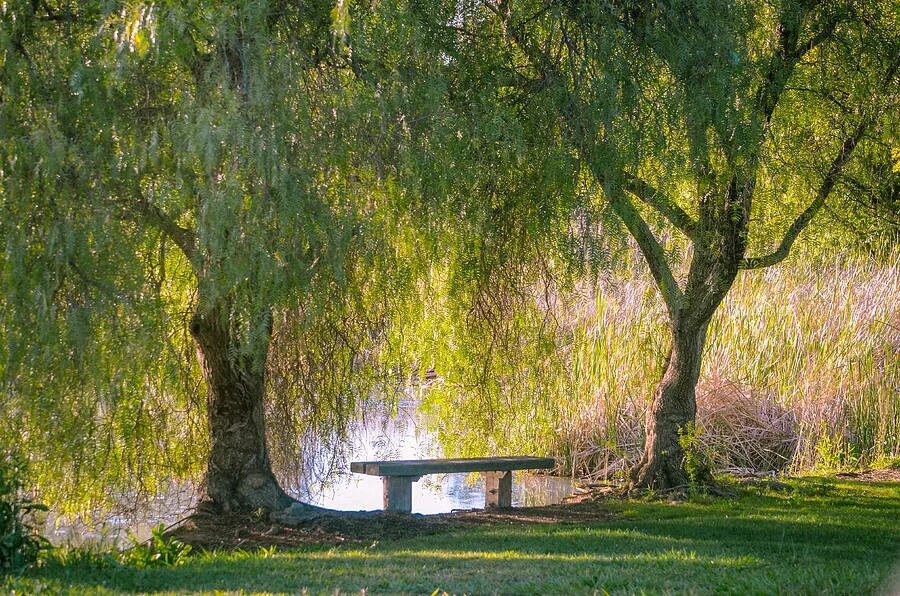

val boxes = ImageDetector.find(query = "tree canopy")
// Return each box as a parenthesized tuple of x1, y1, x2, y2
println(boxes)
(386, 0, 898, 487)
(0, 0, 421, 510)
(1, 0, 897, 509)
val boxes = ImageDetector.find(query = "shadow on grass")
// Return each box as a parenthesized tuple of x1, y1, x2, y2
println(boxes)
(17, 481, 900, 594)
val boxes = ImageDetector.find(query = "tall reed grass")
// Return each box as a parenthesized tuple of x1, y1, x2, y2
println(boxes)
(423, 253, 900, 478)
(562, 253, 900, 478)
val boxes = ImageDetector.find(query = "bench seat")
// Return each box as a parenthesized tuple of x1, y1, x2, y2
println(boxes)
(350, 456, 555, 513)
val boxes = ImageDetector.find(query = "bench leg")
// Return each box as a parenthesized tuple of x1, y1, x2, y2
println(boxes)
(484, 471, 512, 508)
(383, 476, 416, 513)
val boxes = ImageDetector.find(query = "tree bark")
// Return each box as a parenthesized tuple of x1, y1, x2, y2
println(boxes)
(189, 307, 295, 513)
(630, 318, 712, 490)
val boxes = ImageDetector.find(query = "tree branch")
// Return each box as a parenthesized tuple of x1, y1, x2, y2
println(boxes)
(740, 118, 867, 269)
(481, 2, 686, 311)
(67, 258, 127, 301)
(622, 173, 697, 238)
(792, 10, 842, 63)
(117, 189, 197, 267)
(756, 6, 842, 124)
(606, 184, 684, 315)
(742, 47, 899, 269)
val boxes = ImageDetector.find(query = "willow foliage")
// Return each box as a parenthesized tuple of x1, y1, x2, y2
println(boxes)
(0, 0, 896, 507)
(386, 0, 899, 465)
(0, 1, 428, 510)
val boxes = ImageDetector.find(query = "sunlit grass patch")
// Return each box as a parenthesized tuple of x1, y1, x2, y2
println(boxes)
(5, 478, 898, 595)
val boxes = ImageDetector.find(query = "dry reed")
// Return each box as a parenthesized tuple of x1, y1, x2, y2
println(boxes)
(557, 253, 900, 477)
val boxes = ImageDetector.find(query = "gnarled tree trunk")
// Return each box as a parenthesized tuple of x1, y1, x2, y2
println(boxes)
(630, 318, 712, 490)
(189, 307, 295, 513)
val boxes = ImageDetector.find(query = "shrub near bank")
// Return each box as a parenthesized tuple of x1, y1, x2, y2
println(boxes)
(0, 451, 48, 572)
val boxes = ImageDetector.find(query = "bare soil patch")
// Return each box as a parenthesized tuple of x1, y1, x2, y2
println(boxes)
(168, 471, 899, 550)
(169, 501, 616, 550)
(835, 468, 900, 483)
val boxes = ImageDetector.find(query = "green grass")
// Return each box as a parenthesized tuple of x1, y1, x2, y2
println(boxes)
(5, 478, 899, 595)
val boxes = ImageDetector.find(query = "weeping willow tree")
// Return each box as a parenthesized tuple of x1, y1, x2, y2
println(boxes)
(398, 0, 899, 489)
(0, 1, 427, 514)
(1, 0, 896, 515)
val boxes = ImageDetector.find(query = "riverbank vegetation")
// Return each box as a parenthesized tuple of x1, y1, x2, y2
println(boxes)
(423, 252, 900, 480)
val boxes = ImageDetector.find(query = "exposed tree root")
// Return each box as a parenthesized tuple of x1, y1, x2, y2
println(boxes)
(628, 457, 731, 498)
(168, 501, 618, 549)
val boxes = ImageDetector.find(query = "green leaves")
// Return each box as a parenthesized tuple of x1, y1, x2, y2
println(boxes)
(121, 524, 192, 569)
(331, 0, 350, 50)
(0, 0, 896, 514)
(0, 451, 49, 573)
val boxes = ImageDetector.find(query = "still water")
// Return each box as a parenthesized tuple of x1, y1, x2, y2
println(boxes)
(46, 400, 573, 545)
(302, 400, 573, 513)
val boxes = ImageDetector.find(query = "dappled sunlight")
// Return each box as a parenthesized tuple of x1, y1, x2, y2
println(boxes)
(265, 547, 762, 566)
(12, 482, 896, 594)
(1, 1, 897, 593)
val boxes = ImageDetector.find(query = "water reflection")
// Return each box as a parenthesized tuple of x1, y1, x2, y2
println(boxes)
(308, 472, 574, 514)
(299, 400, 573, 514)
(45, 400, 572, 545)
(44, 484, 196, 547)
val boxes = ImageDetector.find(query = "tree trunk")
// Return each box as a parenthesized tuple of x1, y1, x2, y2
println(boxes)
(189, 307, 295, 513)
(630, 318, 712, 490)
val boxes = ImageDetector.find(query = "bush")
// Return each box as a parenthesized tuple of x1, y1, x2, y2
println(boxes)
(0, 451, 49, 573)
(121, 524, 192, 568)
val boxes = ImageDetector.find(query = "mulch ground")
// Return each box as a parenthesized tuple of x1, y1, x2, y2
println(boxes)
(835, 468, 900, 482)
(168, 500, 617, 550)
(168, 469, 900, 550)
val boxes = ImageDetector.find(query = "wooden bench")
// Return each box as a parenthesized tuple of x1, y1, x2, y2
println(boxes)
(350, 456, 555, 513)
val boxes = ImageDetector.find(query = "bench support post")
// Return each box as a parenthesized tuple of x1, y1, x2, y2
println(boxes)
(484, 471, 512, 508)
(383, 476, 418, 513)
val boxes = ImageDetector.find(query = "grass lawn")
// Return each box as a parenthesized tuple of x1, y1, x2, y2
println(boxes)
(5, 477, 899, 595)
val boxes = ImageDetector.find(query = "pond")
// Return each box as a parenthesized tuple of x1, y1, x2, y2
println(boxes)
(45, 399, 573, 546)
(301, 399, 574, 514)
